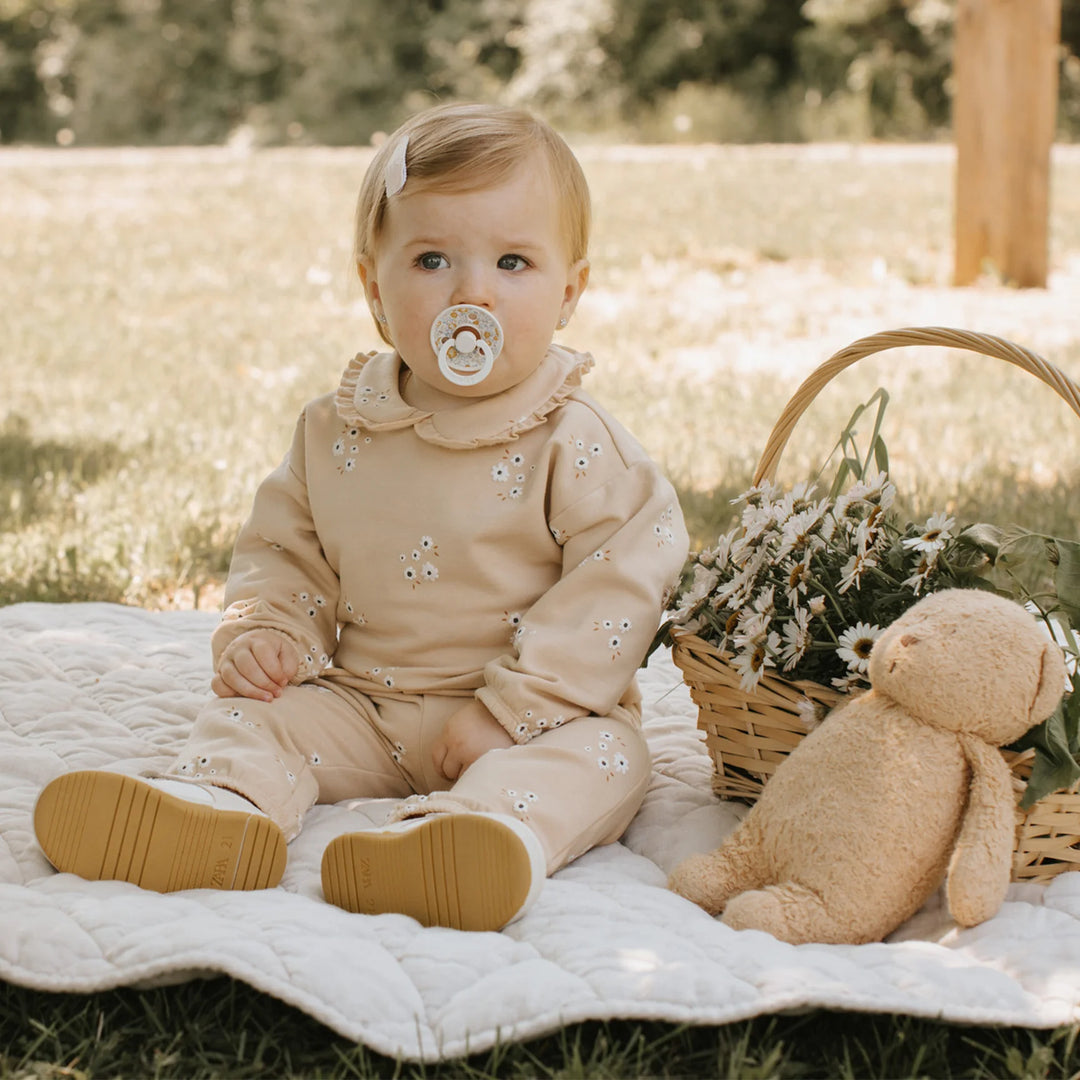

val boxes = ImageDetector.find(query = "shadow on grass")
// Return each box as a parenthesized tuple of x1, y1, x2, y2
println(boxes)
(672, 480, 746, 551)
(1, 977, 1077, 1079)
(0, 414, 129, 530)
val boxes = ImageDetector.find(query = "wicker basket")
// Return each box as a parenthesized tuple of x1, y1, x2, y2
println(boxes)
(672, 326, 1080, 884)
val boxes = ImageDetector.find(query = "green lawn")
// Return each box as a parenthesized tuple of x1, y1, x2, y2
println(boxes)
(3, 144, 1080, 1077)
(3, 144, 1080, 608)
(3, 977, 1079, 1079)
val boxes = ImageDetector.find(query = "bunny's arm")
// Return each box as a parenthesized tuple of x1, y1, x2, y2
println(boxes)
(945, 734, 1015, 927)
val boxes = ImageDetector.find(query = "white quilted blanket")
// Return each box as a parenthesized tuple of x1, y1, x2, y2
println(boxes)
(3, 602, 1079, 1061)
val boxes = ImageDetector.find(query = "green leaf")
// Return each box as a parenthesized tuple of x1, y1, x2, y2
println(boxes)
(860, 387, 889, 478)
(956, 522, 1005, 561)
(1052, 538, 1080, 623)
(1011, 695, 1080, 809)
(993, 528, 1052, 573)
(872, 435, 889, 476)
(1064, 686, 1080, 756)
(822, 388, 891, 498)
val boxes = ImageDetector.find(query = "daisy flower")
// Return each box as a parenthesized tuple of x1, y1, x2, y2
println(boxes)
(779, 607, 812, 671)
(903, 512, 957, 554)
(836, 622, 882, 674)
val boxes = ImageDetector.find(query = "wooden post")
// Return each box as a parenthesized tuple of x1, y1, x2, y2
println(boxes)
(953, 0, 1061, 287)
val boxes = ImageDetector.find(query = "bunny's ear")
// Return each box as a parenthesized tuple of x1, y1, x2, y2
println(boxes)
(1030, 641, 1068, 726)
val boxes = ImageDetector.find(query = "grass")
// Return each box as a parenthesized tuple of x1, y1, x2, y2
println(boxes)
(2, 143, 1080, 1075)
(2, 144, 1080, 607)
(3, 977, 1080, 1078)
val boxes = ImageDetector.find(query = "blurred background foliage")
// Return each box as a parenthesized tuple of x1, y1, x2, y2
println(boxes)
(2, 0, 1079, 147)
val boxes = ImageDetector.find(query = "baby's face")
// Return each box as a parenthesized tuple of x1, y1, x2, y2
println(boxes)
(361, 153, 588, 399)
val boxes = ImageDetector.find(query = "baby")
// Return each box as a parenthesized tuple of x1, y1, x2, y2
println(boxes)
(35, 103, 689, 932)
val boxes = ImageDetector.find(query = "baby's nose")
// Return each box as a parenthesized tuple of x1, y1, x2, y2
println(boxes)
(451, 268, 494, 309)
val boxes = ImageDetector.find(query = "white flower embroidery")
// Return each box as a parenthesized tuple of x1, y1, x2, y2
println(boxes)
(493, 451, 528, 499)
(503, 788, 539, 819)
(655, 505, 677, 547)
(593, 732, 631, 781)
(343, 601, 367, 625)
(401, 536, 440, 585)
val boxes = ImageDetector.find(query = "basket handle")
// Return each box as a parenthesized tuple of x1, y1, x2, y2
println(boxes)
(753, 327, 1080, 485)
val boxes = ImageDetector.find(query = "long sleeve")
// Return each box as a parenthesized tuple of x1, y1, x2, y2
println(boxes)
(477, 404, 689, 741)
(211, 410, 341, 681)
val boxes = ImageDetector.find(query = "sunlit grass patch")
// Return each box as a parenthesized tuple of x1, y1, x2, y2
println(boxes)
(2, 145, 1079, 605)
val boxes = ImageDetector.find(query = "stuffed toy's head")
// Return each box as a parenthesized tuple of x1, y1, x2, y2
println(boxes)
(869, 588, 1066, 745)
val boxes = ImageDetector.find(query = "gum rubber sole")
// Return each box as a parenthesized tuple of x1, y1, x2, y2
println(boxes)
(321, 814, 533, 931)
(34, 771, 287, 893)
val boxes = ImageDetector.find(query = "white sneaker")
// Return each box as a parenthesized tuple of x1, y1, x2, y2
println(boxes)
(321, 811, 546, 931)
(34, 771, 286, 893)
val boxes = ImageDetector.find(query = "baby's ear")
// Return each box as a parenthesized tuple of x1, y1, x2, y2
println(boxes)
(564, 258, 589, 306)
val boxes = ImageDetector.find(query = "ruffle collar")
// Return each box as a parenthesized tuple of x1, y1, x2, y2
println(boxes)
(333, 346, 594, 449)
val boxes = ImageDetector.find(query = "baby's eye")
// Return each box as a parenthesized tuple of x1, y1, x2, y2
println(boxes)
(416, 252, 449, 270)
(497, 254, 529, 271)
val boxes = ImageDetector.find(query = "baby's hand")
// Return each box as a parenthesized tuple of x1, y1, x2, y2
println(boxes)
(212, 630, 299, 702)
(432, 700, 514, 781)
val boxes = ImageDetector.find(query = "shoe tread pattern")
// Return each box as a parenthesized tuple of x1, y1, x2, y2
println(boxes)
(321, 815, 530, 932)
(34, 771, 286, 892)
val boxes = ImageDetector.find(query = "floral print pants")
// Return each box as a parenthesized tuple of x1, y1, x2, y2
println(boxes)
(164, 679, 651, 875)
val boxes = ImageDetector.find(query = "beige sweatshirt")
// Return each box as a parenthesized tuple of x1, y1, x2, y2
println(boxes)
(212, 346, 689, 743)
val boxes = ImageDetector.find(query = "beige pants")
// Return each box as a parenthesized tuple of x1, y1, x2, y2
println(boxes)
(165, 679, 651, 875)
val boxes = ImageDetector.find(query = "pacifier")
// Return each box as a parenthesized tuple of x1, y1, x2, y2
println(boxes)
(429, 305, 504, 387)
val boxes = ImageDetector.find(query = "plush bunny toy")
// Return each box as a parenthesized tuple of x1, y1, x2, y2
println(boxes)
(668, 589, 1067, 945)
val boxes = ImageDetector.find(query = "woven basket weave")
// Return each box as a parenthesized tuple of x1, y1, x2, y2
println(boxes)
(672, 326, 1080, 884)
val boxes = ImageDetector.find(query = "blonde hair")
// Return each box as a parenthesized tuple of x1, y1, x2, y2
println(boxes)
(354, 103, 591, 272)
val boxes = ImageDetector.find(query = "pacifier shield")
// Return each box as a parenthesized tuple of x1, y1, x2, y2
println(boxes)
(429, 305, 504, 387)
